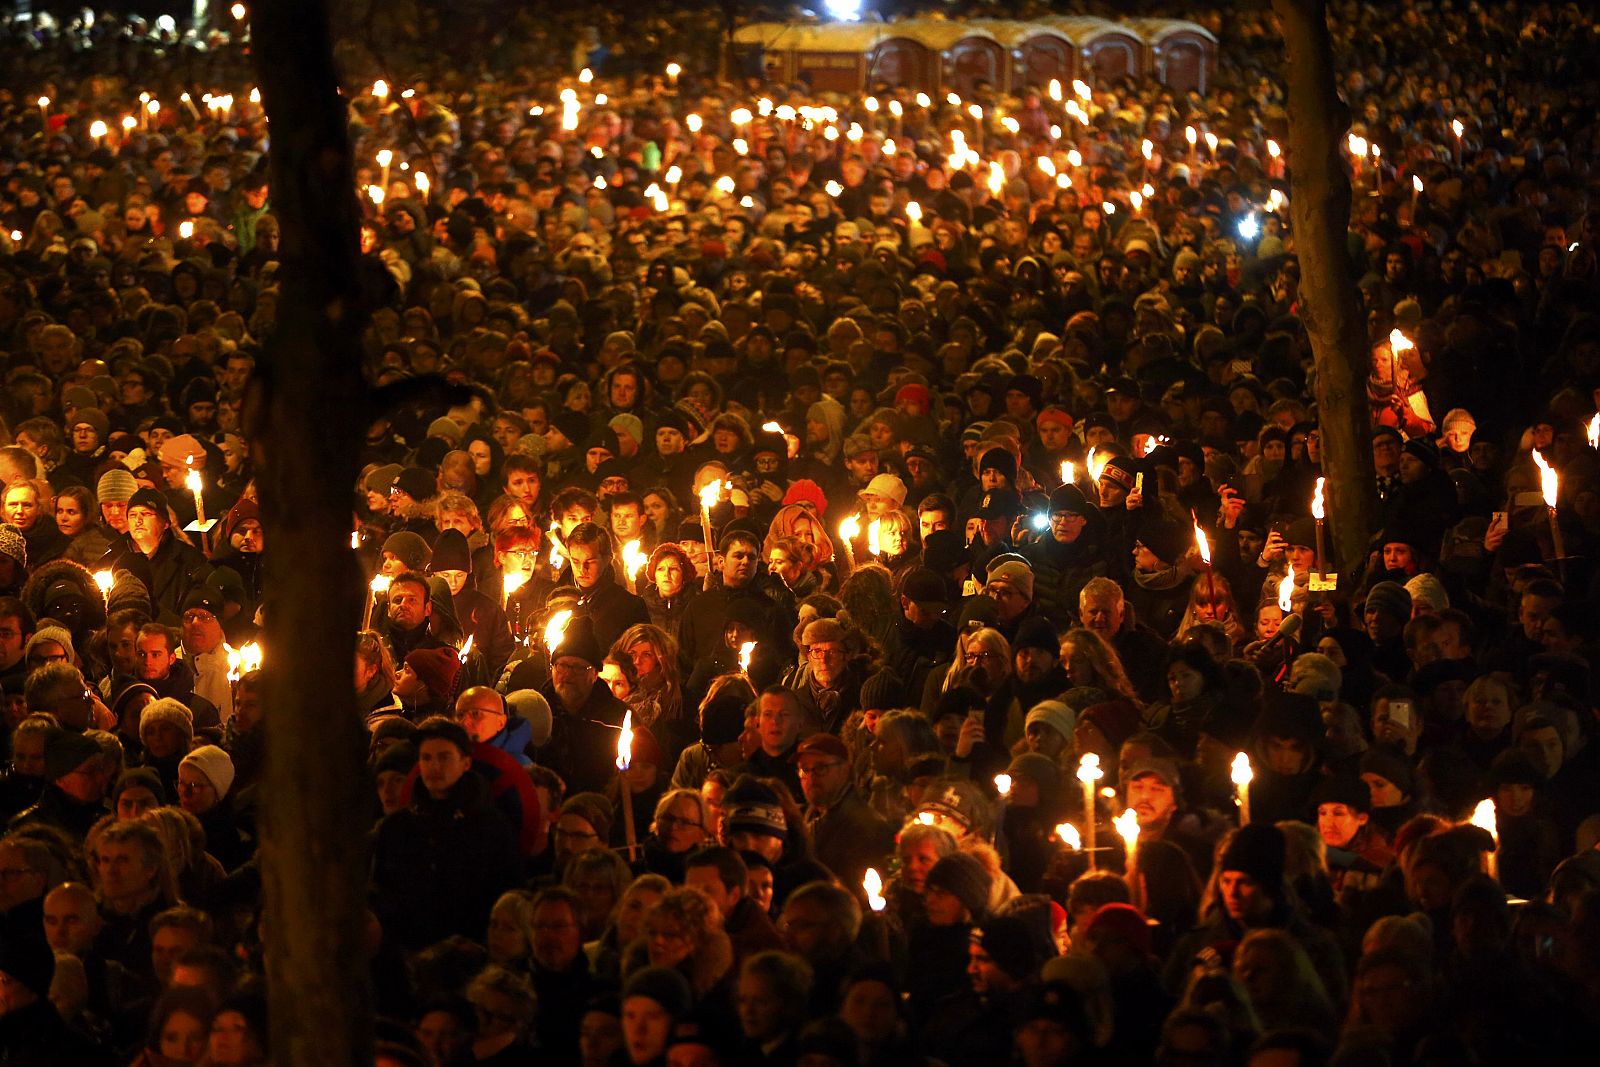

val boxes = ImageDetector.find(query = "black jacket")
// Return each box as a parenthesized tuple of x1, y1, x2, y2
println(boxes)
(575, 577, 651, 656)
(371, 770, 522, 951)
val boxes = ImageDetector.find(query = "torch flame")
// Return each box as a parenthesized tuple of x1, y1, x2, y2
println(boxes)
(457, 636, 473, 663)
(544, 608, 574, 652)
(1412, 174, 1424, 194)
(1312, 477, 1326, 521)
(863, 868, 886, 911)
(866, 519, 882, 557)
(1076, 752, 1103, 785)
(1588, 414, 1600, 451)
(1060, 460, 1075, 486)
(1087, 448, 1109, 484)
(994, 773, 1012, 797)
(1388, 328, 1414, 355)
(1231, 751, 1254, 788)
(370, 574, 392, 595)
(622, 539, 648, 581)
(761, 421, 783, 435)
(503, 569, 530, 599)
(94, 570, 114, 595)
(1193, 516, 1211, 566)
(738, 640, 756, 673)
(698, 480, 723, 510)
(1113, 808, 1140, 852)
(616, 709, 633, 771)
(1278, 564, 1296, 613)
(1055, 823, 1082, 849)
(226, 642, 263, 684)
(1469, 797, 1497, 844)
(184, 468, 202, 495)
(1532, 449, 1558, 509)
(839, 513, 861, 544)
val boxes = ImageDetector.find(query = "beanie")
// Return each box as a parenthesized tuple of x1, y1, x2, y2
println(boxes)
(43, 729, 101, 780)
(972, 914, 1047, 979)
(25, 626, 75, 665)
(699, 689, 749, 746)
(1289, 652, 1342, 703)
(138, 697, 195, 745)
(429, 529, 473, 574)
(127, 488, 169, 521)
(72, 408, 110, 442)
(374, 740, 418, 777)
(986, 560, 1034, 601)
(1404, 573, 1449, 613)
(108, 572, 152, 616)
(1311, 775, 1372, 814)
(180, 744, 237, 799)
(369, 716, 418, 748)
(1006, 752, 1061, 797)
(1025, 700, 1076, 741)
(1099, 456, 1138, 493)
(1218, 823, 1287, 890)
(426, 416, 462, 443)
(1364, 581, 1412, 621)
(925, 852, 992, 920)
(724, 775, 788, 841)
(1360, 747, 1415, 800)
(404, 647, 463, 703)
(859, 669, 907, 711)
(1013, 616, 1058, 655)
(97, 468, 140, 503)
(505, 690, 553, 747)
(393, 467, 438, 502)
(1079, 701, 1142, 749)
(560, 792, 614, 842)
(112, 766, 167, 807)
(860, 473, 908, 506)
(624, 965, 693, 1019)
(978, 446, 1019, 484)
(550, 410, 591, 449)
(1487, 748, 1543, 790)
(363, 463, 404, 497)
(1135, 520, 1190, 565)
(552, 614, 604, 669)
(382, 531, 432, 572)
(609, 413, 644, 448)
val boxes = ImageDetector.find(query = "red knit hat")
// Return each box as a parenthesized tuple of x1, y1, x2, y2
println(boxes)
(405, 647, 462, 703)
(1085, 902, 1153, 957)
(782, 479, 828, 515)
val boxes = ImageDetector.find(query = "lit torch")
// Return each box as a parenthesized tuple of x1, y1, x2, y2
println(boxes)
(738, 640, 756, 678)
(1588, 414, 1600, 451)
(1311, 477, 1328, 577)
(1077, 754, 1103, 869)
(616, 709, 638, 856)
(994, 773, 1012, 798)
(1113, 807, 1140, 873)
(1231, 752, 1254, 825)
(621, 539, 647, 594)
(1278, 564, 1296, 615)
(1532, 449, 1566, 564)
(544, 608, 574, 653)
(1060, 460, 1075, 487)
(863, 868, 887, 912)
(698, 480, 722, 587)
(866, 519, 882, 558)
(1470, 797, 1498, 880)
(364, 573, 390, 630)
(1054, 822, 1081, 850)
(838, 513, 861, 569)
(94, 570, 114, 599)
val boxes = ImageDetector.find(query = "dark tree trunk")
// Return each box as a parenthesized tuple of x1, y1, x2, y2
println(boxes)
(251, 0, 375, 1062)
(1273, 0, 1379, 574)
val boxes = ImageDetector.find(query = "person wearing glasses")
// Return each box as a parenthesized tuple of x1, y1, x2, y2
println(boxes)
(796, 733, 892, 892)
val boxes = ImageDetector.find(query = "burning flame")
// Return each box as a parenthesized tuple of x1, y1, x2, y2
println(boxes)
(370, 574, 392, 595)
(225, 642, 263, 683)
(866, 519, 882, 557)
(622, 539, 648, 581)
(1054, 823, 1082, 849)
(1193, 517, 1211, 566)
(863, 868, 886, 912)
(1060, 460, 1076, 486)
(184, 468, 202, 495)
(1588, 414, 1600, 451)
(916, 811, 935, 826)
(1278, 564, 1296, 613)
(1388, 328, 1414, 356)
(1087, 448, 1109, 484)
(1470, 797, 1497, 844)
(93, 570, 114, 595)
(351, 531, 360, 550)
(994, 773, 1012, 797)
(698, 480, 723, 511)
(761, 421, 783, 435)
(839, 513, 861, 545)
(1532, 450, 1559, 509)
(457, 636, 473, 663)
(544, 608, 574, 652)
(616, 709, 633, 771)
(1076, 752, 1103, 786)
(1231, 751, 1254, 789)
(1113, 808, 1140, 853)
(1412, 174, 1424, 194)
(738, 640, 756, 673)
(1311, 477, 1326, 521)
(503, 569, 529, 600)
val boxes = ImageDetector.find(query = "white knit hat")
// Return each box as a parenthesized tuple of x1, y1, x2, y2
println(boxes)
(180, 744, 236, 799)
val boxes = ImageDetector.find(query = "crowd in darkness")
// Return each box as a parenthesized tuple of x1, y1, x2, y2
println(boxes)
(0, 1, 1597, 1065)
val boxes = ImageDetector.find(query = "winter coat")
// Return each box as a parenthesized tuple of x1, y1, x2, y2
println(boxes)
(371, 770, 522, 951)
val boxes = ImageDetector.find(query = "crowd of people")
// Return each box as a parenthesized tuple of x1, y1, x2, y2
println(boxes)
(0, 1, 1598, 1065)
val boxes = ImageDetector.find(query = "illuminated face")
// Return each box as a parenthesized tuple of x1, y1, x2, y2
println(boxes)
(1317, 802, 1366, 850)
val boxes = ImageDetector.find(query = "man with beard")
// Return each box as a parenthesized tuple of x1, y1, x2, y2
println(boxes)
(1009, 617, 1070, 712)
(1121, 753, 1218, 878)
(382, 571, 452, 661)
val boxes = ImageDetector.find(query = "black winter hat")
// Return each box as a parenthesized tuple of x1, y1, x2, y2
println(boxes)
(552, 613, 604, 668)
(624, 966, 693, 1018)
(972, 914, 1047, 979)
(922, 529, 968, 573)
(1048, 484, 1094, 515)
(1219, 823, 1287, 890)
(700, 689, 749, 745)
(550, 410, 591, 448)
(1013, 616, 1058, 655)
(128, 487, 168, 517)
(429, 529, 473, 574)
(978, 446, 1018, 483)
(925, 852, 991, 919)
(1311, 775, 1372, 814)
(393, 467, 438, 502)
(1135, 520, 1190, 565)
(1486, 748, 1543, 789)
(1359, 746, 1415, 799)
(859, 668, 906, 711)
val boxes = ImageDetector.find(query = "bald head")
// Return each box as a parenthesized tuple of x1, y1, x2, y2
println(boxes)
(455, 685, 508, 744)
(43, 882, 101, 954)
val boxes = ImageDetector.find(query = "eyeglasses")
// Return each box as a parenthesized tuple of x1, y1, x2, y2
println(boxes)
(806, 646, 843, 660)
(798, 761, 844, 777)
(460, 705, 506, 722)
(656, 813, 702, 830)
(964, 650, 999, 664)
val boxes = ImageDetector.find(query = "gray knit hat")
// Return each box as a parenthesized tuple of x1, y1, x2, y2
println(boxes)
(1025, 700, 1076, 741)
(381, 531, 431, 572)
(97, 468, 139, 504)
(925, 852, 992, 920)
